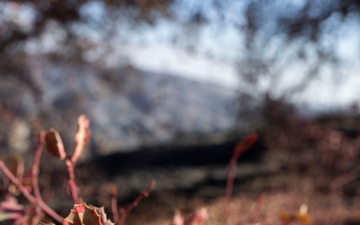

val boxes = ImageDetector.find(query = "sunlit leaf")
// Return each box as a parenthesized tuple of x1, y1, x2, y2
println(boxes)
(279, 204, 311, 225)
(71, 115, 91, 163)
(296, 204, 311, 224)
(63, 203, 114, 225)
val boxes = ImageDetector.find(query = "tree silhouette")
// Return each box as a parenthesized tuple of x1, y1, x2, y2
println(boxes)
(1, 0, 359, 124)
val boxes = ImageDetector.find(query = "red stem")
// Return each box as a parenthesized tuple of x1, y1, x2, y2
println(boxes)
(65, 158, 79, 204)
(331, 164, 360, 189)
(117, 181, 156, 225)
(111, 185, 119, 224)
(32, 132, 45, 201)
(248, 193, 265, 223)
(0, 160, 64, 224)
(224, 134, 258, 225)
(31, 132, 47, 223)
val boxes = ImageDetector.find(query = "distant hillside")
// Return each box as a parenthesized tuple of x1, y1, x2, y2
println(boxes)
(0, 58, 240, 159)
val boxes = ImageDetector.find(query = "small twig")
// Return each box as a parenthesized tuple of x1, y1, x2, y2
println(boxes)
(31, 132, 47, 223)
(248, 193, 265, 223)
(111, 185, 119, 224)
(224, 134, 258, 225)
(331, 164, 360, 189)
(65, 158, 79, 204)
(117, 181, 156, 225)
(0, 160, 64, 224)
(62, 115, 90, 204)
(32, 132, 45, 201)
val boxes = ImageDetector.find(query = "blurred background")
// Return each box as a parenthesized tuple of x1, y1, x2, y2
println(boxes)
(2, 1, 360, 224)
(0, 0, 360, 157)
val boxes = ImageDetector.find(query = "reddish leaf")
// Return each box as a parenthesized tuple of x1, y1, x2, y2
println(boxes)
(233, 134, 258, 158)
(45, 129, 66, 160)
(64, 203, 114, 225)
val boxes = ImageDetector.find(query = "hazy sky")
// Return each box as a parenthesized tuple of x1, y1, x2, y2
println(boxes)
(6, 1, 360, 109)
(116, 15, 360, 109)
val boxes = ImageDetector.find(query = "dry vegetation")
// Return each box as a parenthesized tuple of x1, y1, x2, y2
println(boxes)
(124, 113, 360, 225)
(1, 113, 360, 225)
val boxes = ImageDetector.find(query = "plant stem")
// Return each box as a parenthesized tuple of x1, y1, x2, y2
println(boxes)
(248, 193, 265, 223)
(117, 181, 156, 225)
(0, 160, 64, 224)
(32, 132, 45, 201)
(111, 185, 119, 224)
(224, 134, 257, 225)
(65, 158, 79, 204)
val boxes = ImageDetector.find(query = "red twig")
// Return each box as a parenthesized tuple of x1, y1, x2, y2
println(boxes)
(0, 160, 64, 224)
(224, 134, 258, 225)
(248, 193, 265, 223)
(32, 132, 45, 201)
(331, 164, 360, 189)
(65, 158, 80, 204)
(117, 181, 156, 225)
(31, 132, 47, 223)
(111, 185, 119, 224)
(63, 115, 90, 204)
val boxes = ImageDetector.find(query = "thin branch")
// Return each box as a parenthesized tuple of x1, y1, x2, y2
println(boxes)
(0, 160, 64, 224)
(31, 132, 47, 224)
(32, 132, 45, 201)
(248, 193, 265, 223)
(117, 181, 156, 225)
(111, 185, 119, 224)
(224, 134, 258, 225)
(331, 164, 360, 189)
(65, 158, 79, 204)
(64, 115, 90, 203)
